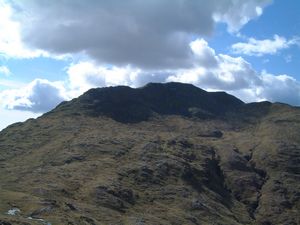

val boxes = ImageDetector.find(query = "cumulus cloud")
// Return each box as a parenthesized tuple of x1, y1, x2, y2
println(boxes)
(167, 40, 262, 90)
(2, 38, 300, 115)
(65, 39, 300, 106)
(2, 0, 299, 125)
(66, 39, 261, 93)
(258, 72, 300, 105)
(190, 39, 218, 68)
(66, 61, 171, 97)
(0, 0, 72, 59)
(228, 73, 300, 106)
(0, 66, 11, 76)
(67, 62, 138, 96)
(213, 1, 270, 32)
(232, 35, 300, 56)
(0, 79, 68, 112)
(0, 0, 48, 58)
(7, 0, 271, 68)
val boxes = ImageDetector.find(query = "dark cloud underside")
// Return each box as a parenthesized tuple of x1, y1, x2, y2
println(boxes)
(12, 0, 271, 69)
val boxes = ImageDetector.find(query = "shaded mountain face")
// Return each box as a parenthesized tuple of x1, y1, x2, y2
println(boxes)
(52, 82, 244, 122)
(0, 82, 299, 225)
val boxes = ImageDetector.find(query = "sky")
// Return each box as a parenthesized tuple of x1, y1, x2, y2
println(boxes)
(0, 0, 300, 130)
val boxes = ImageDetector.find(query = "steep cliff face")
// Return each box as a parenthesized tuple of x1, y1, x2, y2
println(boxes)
(0, 83, 299, 225)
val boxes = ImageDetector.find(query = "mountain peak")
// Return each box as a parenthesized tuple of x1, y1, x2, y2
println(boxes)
(54, 82, 244, 123)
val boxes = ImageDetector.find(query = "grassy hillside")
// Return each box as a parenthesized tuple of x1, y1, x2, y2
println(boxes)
(0, 83, 299, 225)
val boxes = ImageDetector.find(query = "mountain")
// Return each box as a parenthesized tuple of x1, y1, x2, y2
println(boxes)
(51, 82, 244, 122)
(0, 82, 299, 225)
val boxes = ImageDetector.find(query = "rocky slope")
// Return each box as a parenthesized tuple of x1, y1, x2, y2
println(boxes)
(0, 82, 299, 225)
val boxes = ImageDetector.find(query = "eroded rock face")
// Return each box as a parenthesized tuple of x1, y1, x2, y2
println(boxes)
(0, 83, 299, 224)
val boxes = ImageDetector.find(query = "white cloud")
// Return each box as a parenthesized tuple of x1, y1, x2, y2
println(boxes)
(213, 1, 271, 32)
(1, 0, 300, 128)
(232, 35, 299, 56)
(6, 0, 271, 68)
(1, 38, 300, 118)
(0, 66, 11, 76)
(168, 39, 261, 90)
(66, 39, 261, 95)
(66, 61, 175, 98)
(0, 0, 72, 60)
(189, 39, 218, 68)
(0, 79, 68, 112)
(228, 73, 300, 105)
(258, 72, 300, 105)
(0, 0, 47, 58)
(67, 62, 142, 97)
(66, 39, 300, 106)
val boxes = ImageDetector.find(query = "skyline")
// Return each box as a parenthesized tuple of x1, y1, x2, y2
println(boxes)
(0, 0, 300, 130)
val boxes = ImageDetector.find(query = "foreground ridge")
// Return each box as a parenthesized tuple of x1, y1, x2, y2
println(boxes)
(0, 82, 299, 225)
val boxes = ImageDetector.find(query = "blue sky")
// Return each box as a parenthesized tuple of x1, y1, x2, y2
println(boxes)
(0, 0, 300, 130)
(210, 0, 300, 78)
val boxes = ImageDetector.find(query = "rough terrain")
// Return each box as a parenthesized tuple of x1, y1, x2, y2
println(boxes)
(0, 83, 299, 225)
